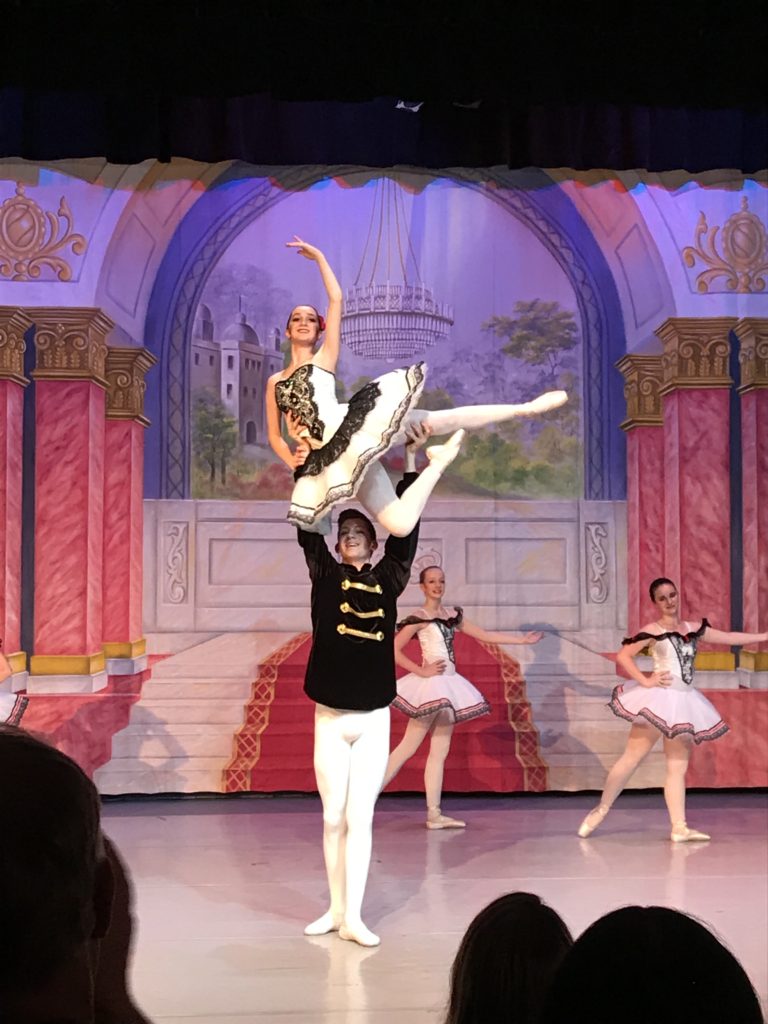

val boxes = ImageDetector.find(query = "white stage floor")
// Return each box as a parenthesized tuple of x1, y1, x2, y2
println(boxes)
(103, 792, 768, 1022)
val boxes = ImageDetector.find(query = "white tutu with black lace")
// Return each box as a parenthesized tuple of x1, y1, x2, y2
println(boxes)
(391, 608, 491, 724)
(275, 362, 425, 528)
(608, 619, 728, 744)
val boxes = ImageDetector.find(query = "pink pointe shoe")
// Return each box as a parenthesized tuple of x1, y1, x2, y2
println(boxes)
(426, 808, 466, 830)
(577, 804, 610, 838)
(670, 821, 711, 843)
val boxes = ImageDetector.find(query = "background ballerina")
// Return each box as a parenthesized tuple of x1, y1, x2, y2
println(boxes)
(383, 565, 542, 829)
(266, 238, 567, 535)
(578, 576, 767, 843)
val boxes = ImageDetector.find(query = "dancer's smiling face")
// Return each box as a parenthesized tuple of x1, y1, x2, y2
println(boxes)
(285, 306, 322, 347)
(336, 518, 377, 564)
(420, 567, 445, 601)
(651, 580, 679, 618)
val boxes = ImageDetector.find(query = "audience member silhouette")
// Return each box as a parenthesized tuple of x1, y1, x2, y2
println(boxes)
(540, 904, 763, 1024)
(446, 892, 573, 1024)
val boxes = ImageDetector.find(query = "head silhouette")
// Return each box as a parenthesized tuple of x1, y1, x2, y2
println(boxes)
(540, 905, 762, 1024)
(446, 892, 573, 1024)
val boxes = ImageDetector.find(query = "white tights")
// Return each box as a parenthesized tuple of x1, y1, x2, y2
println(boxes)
(596, 723, 693, 826)
(383, 710, 455, 811)
(308, 704, 389, 945)
(355, 395, 564, 538)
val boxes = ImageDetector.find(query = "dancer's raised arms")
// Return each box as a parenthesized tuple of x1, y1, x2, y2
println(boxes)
(284, 237, 342, 373)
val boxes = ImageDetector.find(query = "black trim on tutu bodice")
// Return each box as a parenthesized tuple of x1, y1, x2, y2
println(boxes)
(621, 618, 709, 646)
(397, 607, 464, 630)
(295, 380, 382, 481)
(622, 618, 709, 687)
(397, 608, 463, 665)
(275, 364, 327, 444)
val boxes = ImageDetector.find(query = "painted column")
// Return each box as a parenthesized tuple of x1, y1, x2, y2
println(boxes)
(616, 354, 665, 631)
(29, 308, 113, 693)
(102, 347, 156, 673)
(735, 317, 768, 673)
(657, 316, 737, 669)
(0, 307, 32, 676)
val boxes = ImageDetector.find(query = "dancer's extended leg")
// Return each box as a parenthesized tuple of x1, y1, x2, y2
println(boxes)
(406, 390, 567, 438)
(382, 716, 434, 788)
(578, 723, 657, 836)
(356, 432, 464, 538)
(306, 705, 352, 936)
(425, 713, 464, 829)
(339, 707, 390, 947)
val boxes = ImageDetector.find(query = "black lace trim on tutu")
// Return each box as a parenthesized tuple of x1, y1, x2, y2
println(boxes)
(391, 693, 491, 723)
(397, 607, 463, 630)
(295, 380, 382, 480)
(608, 684, 729, 744)
(621, 618, 709, 646)
(275, 364, 327, 444)
(287, 362, 426, 524)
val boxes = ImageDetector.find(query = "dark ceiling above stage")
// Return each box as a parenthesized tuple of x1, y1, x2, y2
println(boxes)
(2, 0, 766, 170)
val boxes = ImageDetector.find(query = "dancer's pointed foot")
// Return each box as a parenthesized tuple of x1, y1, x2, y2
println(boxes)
(339, 920, 380, 947)
(304, 910, 343, 936)
(577, 803, 610, 838)
(426, 807, 466, 829)
(523, 390, 568, 416)
(670, 822, 711, 843)
(426, 429, 465, 470)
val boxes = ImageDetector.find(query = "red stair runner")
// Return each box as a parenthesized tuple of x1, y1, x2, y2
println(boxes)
(224, 632, 547, 793)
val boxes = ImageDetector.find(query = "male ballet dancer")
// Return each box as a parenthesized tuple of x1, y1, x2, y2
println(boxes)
(296, 423, 463, 946)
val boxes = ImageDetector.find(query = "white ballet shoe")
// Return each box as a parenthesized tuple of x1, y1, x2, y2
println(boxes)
(577, 803, 610, 838)
(304, 910, 343, 936)
(670, 822, 711, 843)
(426, 809, 466, 830)
(339, 920, 380, 947)
(426, 429, 465, 470)
(520, 390, 568, 416)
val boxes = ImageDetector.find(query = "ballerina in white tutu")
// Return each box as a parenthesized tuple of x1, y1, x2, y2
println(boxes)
(383, 565, 542, 829)
(266, 238, 568, 535)
(578, 577, 768, 843)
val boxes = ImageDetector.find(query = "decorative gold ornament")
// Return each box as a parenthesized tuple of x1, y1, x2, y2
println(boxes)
(0, 306, 32, 385)
(655, 317, 736, 392)
(616, 354, 664, 429)
(30, 307, 113, 386)
(0, 183, 87, 282)
(683, 196, 768, 294)
(105, 346, 157, 424)
(734, 317, 768, 393)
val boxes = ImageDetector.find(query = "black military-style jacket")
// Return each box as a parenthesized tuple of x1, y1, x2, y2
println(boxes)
(297, 473, 419, 711)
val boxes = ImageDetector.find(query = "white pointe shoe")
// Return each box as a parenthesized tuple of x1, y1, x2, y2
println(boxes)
(670, 822, 711, 843)
(304, 910, 343, 936)
(522, 390, 568, 416)
(338, 921, 380, 947)
(426, 809, 466, 830)
(426, 429, 465, 470)
(577, 804, 610, 838)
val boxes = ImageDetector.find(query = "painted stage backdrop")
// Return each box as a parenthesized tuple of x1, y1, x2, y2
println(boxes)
(0, 161, 766, 796)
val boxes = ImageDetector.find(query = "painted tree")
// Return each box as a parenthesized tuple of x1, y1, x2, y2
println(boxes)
(483, 300, 579, 388)
(192, 392, 238, 485)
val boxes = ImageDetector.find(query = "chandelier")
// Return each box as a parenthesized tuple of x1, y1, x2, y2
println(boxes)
(341, 178, 453, 361)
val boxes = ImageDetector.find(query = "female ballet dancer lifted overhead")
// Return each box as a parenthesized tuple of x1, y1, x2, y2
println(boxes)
(266, 239, 568, 535)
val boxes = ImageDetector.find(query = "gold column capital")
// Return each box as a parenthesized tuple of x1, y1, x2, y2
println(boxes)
(655, 317, 737, 394)
(616, 354, 664, 430)
(105, 346, 157, 425)
(733, 317, 768, 394)
(28, 306, 114, 387)
(0, 305, 32, 386)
